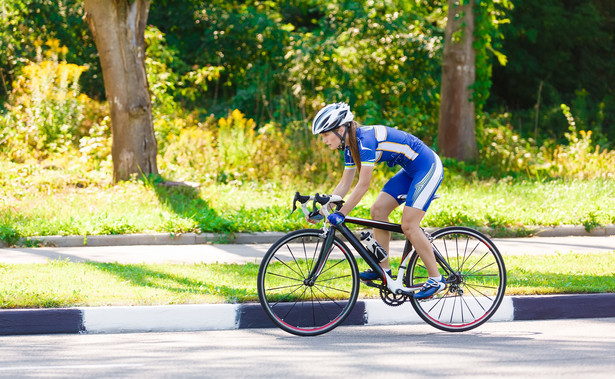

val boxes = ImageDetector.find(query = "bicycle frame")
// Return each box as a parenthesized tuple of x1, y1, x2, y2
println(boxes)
(307, 215, 459, 296)
(260, 192, 508, 335)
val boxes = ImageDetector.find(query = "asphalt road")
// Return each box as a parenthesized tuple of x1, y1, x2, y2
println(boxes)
(0, 318, 614, 378)
(1, 236, 613, 264)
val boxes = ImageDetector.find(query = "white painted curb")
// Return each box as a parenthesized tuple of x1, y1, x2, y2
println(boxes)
(81, 304, 240, 334)
(364, 299, 423, 325)
(364, 296, 515, 325)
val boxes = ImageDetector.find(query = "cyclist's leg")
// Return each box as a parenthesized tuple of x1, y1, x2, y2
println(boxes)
(401, 207, 439, 277)
(374, 169, 412, 270)
(400, 148, 443, 279)
(370, 191, 399, 270)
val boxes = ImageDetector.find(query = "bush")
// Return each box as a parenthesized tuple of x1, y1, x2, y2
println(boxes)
(475, 106, 615, 180)
(0, 39, 108, 169)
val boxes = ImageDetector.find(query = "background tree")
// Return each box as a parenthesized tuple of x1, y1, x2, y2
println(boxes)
(438, 0, 477, 161)
(488, 0, 615, 144)
(83, 0, 158, 182)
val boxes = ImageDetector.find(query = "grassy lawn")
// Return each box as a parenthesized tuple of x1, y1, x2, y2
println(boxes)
(1, 252, 613, 309)
(2, 161, 614, 245)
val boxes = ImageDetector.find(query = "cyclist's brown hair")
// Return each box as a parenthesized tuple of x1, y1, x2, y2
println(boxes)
(346, 121, 361, 173)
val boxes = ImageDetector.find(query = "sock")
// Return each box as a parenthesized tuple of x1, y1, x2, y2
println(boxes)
(429, 276, 442, 282)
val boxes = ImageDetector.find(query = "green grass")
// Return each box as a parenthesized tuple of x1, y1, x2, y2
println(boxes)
(1, 252, 613, 309)
(1, 155, 614, 245)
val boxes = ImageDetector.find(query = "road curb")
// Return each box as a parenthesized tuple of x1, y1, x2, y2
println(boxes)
(2, 294, 614, 336)
(10, 225, 615, 248)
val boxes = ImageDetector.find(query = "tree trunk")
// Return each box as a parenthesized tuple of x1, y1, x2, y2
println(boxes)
(84, 0, 158, 182)
(438, 0, 478, 162)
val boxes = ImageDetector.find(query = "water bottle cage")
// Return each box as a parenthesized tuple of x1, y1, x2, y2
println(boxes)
(360, 231, 388, 262)
(372, 245, 388, 262)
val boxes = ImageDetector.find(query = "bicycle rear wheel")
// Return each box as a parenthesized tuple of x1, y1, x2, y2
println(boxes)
(406, 226, 507, 332)
(257, 229, 360, 336)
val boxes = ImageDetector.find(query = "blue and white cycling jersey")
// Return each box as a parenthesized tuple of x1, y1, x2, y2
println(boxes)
(344, 125, 427, 171)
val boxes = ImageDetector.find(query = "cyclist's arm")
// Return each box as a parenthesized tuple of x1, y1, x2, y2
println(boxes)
(332, 167, 356, 198)
(338, 165, 374, 216)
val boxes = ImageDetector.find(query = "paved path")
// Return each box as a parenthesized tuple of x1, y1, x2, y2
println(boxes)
(1, 236, 613, 264)
(2, 319, 615, 377)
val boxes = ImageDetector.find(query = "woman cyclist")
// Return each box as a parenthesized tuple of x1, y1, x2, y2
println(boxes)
(309, 102, 445, 299)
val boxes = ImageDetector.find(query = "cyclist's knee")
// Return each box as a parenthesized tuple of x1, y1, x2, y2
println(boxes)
(370, 203, 391, 221)
(401, 222, 420, 238)
(401, 210, 424, 237)
(371, 193, 397, 220)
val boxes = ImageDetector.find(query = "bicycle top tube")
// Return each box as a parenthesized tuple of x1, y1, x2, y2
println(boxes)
(345, 216, 403, 234)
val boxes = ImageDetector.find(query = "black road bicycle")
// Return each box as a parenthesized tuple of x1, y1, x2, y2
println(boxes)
(257, 192, 507, 336)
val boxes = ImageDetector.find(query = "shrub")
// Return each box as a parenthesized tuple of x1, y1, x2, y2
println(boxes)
(476, 107, 615, 180)
(1, 40, 87, 158)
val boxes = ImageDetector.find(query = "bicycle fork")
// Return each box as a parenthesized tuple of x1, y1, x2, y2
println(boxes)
(304, 225, 337, 286)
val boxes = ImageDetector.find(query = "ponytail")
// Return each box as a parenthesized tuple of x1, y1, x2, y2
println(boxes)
(346, 121, 361, 173)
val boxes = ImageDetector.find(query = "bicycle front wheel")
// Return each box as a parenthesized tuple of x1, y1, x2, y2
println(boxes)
(257, 229, 360, 336)
(406, 226, 507, 332)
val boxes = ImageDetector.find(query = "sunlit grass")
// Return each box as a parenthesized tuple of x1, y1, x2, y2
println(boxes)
(0, 252, 613, 308)
(1, 157, 615, 245)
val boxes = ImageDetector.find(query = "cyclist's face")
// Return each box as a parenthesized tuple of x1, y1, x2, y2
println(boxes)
(321, 127, 344, 150)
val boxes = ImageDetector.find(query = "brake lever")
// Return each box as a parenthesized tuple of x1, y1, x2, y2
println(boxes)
(290, 191, 300, 216)
(312, 193, 321, 216)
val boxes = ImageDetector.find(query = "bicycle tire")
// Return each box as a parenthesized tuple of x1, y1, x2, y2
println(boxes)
(405, 226, 507, 332)
(257, 229, 360, 336)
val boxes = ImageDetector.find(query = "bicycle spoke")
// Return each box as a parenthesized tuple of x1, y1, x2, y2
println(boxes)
(463, 282, 496, 302)
(458, 240, 481, 271)
(319, 257, 348, 276)
(313, 285, 349, 308)
(266, 271, 304, 283)
(274, 255, 306, 280)
(285, 244, 307, 279)
(313, 282, 352, 296)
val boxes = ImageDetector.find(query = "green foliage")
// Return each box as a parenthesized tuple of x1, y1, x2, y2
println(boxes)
(489, 0, 615, 143)
(474, 108, 615, 179)
(148, 0, 446, 141)
(0, 0, 100, 101)
(282, 0, 445, 141)
(471, 0, 513, 111)
(0, 223, 20, 246)
(0, 39, 109, 168)
(1, 40, 86, 156)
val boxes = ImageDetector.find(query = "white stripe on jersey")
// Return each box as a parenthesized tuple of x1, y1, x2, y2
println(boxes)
(374, 125, 387, 142)
(378, 141, 419, 161)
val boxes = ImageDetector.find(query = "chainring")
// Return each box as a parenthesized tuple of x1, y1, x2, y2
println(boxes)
(379, 286, 409, 306)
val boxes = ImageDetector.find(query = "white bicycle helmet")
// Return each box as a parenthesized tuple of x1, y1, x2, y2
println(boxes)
(311, 102, 354, 135)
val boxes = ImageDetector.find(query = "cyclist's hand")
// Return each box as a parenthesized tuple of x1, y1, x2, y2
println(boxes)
(327, 211, 345, 226)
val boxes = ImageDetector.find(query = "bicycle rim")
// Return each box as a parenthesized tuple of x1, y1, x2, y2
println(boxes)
(257, 229, 360, 336)
(406, 226, 507, 332)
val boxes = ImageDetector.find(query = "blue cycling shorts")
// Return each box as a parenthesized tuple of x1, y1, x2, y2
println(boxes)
(381, 147, 443, 211)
